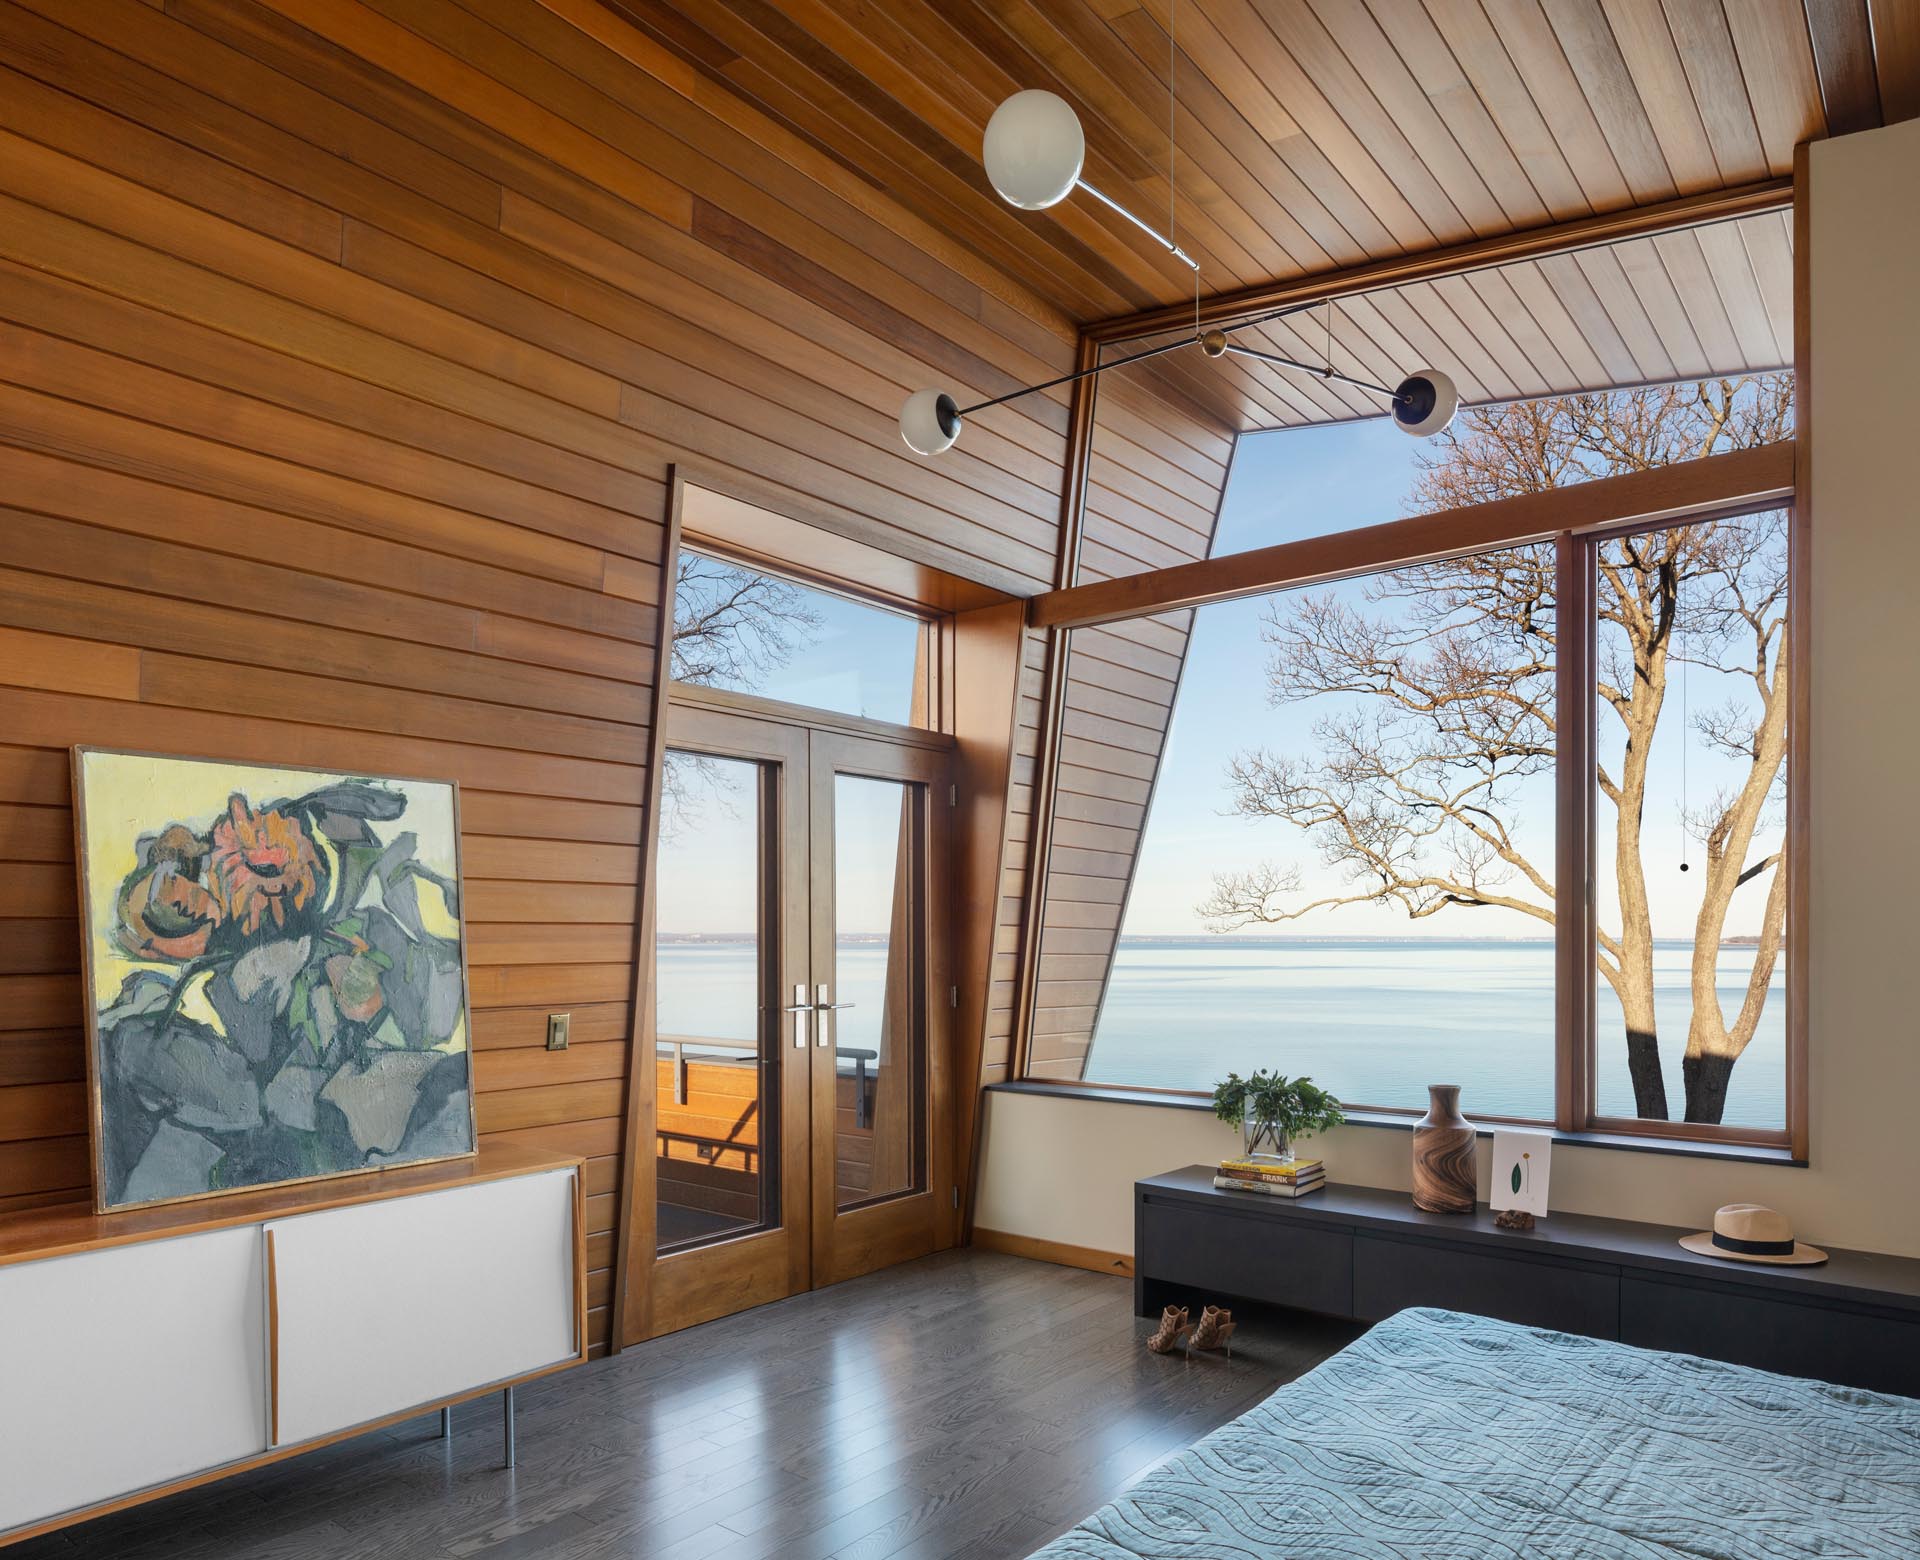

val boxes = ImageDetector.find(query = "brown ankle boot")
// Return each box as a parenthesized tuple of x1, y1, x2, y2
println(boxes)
(1145, 1304, 1190, 1354)
(1189, 1305, 1236, 1358)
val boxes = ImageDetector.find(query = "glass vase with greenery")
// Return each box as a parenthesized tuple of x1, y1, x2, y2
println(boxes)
(1212, 1071, 1345, 1162)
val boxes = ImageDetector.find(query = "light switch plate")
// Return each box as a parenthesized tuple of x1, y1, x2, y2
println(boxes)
(546, 1012, 570, 1051)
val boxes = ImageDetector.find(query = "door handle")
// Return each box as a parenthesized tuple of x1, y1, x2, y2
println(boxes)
(813, 984, 853, 1047)
(780, 982, 811, 1048)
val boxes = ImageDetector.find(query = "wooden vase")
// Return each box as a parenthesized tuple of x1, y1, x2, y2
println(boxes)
(1412, 1084, 1476, 1214)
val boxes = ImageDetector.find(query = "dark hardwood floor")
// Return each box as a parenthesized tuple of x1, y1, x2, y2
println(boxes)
(18, 1250, 1360, 1560)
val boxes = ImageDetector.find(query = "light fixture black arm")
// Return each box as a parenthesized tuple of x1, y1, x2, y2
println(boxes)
(954, 332, 1202, 418)
(1220, 341, 1401, 402)
(957, 306, 1405, 420)
(904, 297, 1455, 456)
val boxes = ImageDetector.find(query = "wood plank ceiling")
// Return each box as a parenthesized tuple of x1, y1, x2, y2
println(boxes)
(1113, 205, 1798, 432)
(606, 0, 1913, 431)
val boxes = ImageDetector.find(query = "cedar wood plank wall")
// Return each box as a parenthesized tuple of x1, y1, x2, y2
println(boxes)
(990, 367, 1234, 1083)
(0, 0, 1211, 1355)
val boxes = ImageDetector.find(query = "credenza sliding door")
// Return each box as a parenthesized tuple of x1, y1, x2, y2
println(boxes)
(0, 1226, 268, 1533)
(266, 1168, 579, 1446)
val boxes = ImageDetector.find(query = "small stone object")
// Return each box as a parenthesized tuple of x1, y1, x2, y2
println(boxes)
(1494, 1208, 1536, 1231)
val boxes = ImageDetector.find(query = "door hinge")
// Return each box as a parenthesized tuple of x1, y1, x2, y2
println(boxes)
(948, 783, 957, 806)
(952, 1186, 960, 1210)
(949, 985, 958, 1008)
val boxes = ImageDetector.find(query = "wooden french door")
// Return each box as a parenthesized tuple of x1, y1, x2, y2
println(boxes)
(807, 731, 954, 1288)
(625, 696, 953, 1340)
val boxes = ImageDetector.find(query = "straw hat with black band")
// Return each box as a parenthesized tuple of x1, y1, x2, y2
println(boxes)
(1679, 1203, 1827, 1266)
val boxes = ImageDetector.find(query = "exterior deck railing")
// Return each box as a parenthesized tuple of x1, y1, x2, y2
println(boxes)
(655, 1035, 878, 1127)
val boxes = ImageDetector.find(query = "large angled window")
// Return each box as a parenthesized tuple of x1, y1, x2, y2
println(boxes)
(1036, 375, 1798, 1149)
(1072, 543, 1559, 1122)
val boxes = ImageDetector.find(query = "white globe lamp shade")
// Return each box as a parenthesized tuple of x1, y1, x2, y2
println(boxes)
(900, 388, 963, 456)
(1391, 368, 1460, 437)
(983, 90, 1085, 210)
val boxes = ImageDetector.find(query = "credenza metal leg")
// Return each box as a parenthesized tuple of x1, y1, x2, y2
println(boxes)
(502, 1386, 516, 1470)
(440, 1405, 451, 1440)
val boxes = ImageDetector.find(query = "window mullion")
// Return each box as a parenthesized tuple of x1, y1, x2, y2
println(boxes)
(1554, 531, 1596, 1135)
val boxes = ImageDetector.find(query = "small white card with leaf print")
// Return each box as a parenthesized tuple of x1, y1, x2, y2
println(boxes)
(1490, 1128, 1552, 1217)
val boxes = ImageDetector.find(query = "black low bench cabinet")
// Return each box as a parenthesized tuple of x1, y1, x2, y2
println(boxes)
(1136, 1167, 1920, 1398)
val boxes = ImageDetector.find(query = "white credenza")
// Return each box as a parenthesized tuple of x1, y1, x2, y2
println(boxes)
(0, 1147, 584, 1548)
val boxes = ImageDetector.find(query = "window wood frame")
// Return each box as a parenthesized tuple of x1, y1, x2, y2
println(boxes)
(1016, 441, 1804, 1157)
(616, 469, 1017, 1351)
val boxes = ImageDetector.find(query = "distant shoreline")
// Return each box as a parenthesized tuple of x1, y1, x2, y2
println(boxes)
(659, 932, 1767, 946)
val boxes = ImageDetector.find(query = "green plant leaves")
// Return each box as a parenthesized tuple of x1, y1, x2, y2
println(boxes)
(1211, 1069, 1345, 1141)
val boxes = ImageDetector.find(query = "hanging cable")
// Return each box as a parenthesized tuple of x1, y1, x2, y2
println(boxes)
(1679, 584, 1691, 873)
(1171, 0, 1201, 340)
(1169, 0, 1177, 250)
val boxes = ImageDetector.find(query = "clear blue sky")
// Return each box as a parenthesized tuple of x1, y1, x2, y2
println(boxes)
(658, 574, 919, 935)
(1118, 418, 1781, 941)
(660, 413, 1780, 945)
(735, 579, 921, 721)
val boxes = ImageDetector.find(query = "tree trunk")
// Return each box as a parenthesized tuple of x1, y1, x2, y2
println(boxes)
(1682, 1052, 1736, 1124)
(1680, 623, 1790, 1127)
(1606, 570, 1670, 1121)
(1614, 962, 1669, 1120)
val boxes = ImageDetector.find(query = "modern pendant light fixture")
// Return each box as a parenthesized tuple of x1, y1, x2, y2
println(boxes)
(981, 89, 1086, 212)
(981, 89, 1198, 271)
(900, 4, 1460, 458)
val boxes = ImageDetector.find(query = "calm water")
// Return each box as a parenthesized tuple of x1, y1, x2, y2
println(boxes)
(656, 937, 1785, 1128)
(1088, 937, 1784, 1127)
(656, 940, 894, 1059)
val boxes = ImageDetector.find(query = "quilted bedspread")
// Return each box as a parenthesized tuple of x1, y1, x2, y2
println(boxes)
(1029, 1306, 1920, 1559)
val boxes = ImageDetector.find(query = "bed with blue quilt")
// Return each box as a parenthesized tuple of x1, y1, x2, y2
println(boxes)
(1030, 1306, 1920, 1559)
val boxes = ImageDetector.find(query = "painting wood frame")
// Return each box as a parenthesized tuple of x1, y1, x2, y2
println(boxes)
(71, 746, 480, 1214)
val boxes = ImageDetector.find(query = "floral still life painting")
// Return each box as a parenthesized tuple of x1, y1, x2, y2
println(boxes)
(73, 749, 477, 1212)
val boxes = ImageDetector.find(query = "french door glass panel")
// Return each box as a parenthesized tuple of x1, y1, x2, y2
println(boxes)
(829, 774, 926, 1210)
(653, 751, 777, 1253)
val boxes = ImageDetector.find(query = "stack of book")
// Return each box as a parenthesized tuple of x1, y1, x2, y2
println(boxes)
(1213, 1156, 1326, 1198)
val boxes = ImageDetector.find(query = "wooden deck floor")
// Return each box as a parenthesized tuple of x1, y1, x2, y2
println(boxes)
(20, 1250, 1361, 1560)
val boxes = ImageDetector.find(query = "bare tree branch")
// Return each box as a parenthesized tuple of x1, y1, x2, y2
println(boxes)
(1201, 374, 1794, 1124)
(661, 554, 823, 835)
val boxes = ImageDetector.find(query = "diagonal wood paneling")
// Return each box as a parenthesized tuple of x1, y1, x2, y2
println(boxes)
(1195, 207, 1798, 430)
(0, 0, 1125, 1352)
(997, 361, 1232, 1084)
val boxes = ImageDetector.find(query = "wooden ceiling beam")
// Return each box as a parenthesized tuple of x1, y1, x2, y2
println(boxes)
(1027, 441, 1795, 630)
(1085, 177, 1794, 344)
(1802, 0, 1885, 137)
